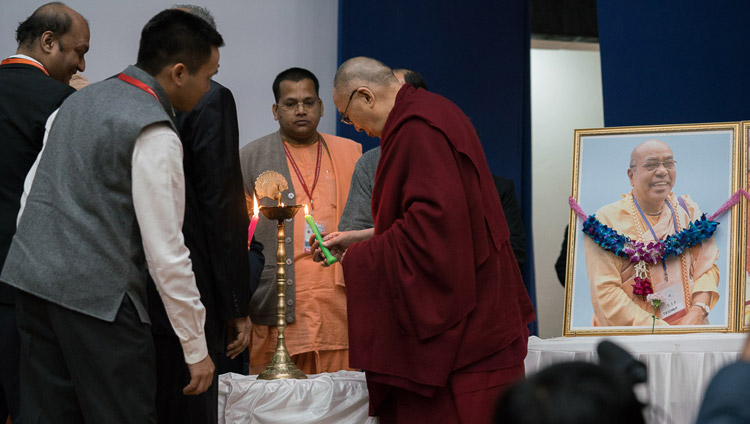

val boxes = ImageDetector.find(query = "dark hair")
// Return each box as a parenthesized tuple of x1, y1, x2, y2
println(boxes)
(15, 2, 73, 48)
(494, 361, 646, 424)
(403, 70, 428, 90)
(272, 67, 320, 102)
(136, 9, 224, 76)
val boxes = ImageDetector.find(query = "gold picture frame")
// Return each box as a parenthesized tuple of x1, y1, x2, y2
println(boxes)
(563, 122, 740, 336)
(738, 121, 750, 332)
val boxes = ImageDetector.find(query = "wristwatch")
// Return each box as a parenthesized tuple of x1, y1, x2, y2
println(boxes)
(693, 302, 710, 317)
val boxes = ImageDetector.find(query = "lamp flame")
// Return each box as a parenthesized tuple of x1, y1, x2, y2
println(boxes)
(304, 204, 309, 215)
(253, 195, 259, 216)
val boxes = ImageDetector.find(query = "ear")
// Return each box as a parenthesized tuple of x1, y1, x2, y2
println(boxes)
(39, 31, 56, 54)
(272, 103, 280, 121)
(360, 88, 375, 108)
(627, 168, 634, 186)
(170, 63, 188, 87)
(319, 100, 324, 117)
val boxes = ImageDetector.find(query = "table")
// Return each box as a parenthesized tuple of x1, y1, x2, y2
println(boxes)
(218, 370, 378, 424)
(525, 334, 746, 424)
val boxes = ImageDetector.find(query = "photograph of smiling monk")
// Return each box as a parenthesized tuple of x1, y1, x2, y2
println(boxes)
(583, 139, 720, 327)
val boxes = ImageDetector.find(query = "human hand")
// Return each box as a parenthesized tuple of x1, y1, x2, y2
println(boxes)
(69, 72, 90, 90)
(311, 231, 345, 265)
(226, 316, 251, 359)
(183, 354, 215, 395)
(674, 307, 706, 326)
(312, 229, 375, 265)
(309, 232, 327, 261)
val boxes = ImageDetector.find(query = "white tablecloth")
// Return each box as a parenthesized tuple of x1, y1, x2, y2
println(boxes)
(525, 334, 746, 424)
(218, 370, 378, 424)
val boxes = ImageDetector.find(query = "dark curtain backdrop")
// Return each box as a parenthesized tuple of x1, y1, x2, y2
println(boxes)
(598, 1, 750, 126)
(337, 0, 537, 334)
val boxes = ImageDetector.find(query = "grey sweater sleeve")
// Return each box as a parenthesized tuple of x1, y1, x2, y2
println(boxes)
(338, 147, 380, 231)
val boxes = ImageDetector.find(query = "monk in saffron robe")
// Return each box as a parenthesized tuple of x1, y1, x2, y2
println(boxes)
(240, 67, 361, 374)
(584, 139, 719, 327)
(321, 57, 535, 424)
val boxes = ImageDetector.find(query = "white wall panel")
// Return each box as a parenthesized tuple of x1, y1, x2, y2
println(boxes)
(531, 45, 603, 338)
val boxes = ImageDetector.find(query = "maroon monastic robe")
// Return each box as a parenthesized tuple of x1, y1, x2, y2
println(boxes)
(342, 85, 535, 423)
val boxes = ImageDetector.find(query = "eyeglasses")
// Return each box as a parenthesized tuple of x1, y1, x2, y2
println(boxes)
(638, 159, 677, 171)
(277, 98, 320, 111)
(338, 89, 358, 125)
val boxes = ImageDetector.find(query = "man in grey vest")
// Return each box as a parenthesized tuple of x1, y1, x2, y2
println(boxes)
(0, 9, 222, 423)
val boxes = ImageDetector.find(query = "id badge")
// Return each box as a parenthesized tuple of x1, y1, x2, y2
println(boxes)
(656, 283, 686, 323)
(304, 220, 326, 253)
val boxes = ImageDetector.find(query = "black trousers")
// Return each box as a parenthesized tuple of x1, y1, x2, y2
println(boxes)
(0, 303, 21, 423)
(16, 291, 156, 424)
(153, 335, 219, 424)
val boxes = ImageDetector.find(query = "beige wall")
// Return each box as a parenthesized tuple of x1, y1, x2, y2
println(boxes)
(531, 42, 603, 338)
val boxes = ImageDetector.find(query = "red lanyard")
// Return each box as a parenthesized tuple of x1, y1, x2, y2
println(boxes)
(117, 73, 159, 102)
(1, 58, 49, 76)
(283, 137, 322, 212)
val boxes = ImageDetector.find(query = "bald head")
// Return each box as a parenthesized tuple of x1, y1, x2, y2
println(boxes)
(15, 2, 90, 85)
(332, 57, 403, 138)
(627, 139, 676, 213)
(629, 139, 673, 168)
(15, 2, 85, 48)
(333, 56, 400, 93)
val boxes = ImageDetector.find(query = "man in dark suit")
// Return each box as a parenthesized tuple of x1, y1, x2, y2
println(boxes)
(0, 3, 89, 423)
(145, 5, 263, 424)
(492, 175, 526, 268)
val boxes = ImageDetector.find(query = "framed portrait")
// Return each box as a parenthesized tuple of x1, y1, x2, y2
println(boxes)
(740, 121, 750, 332)
(563, 123, 740, 336)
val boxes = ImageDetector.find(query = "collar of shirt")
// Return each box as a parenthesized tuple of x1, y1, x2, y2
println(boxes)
(7, 54, 44, 67)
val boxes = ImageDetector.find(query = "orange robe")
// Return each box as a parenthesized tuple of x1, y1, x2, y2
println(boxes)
(249, 134, 360, 374)
(584, 192, 719, 326)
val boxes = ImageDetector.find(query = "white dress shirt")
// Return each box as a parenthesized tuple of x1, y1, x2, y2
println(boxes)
(20, 113, 208, 364)
(7, 53, 44, 66)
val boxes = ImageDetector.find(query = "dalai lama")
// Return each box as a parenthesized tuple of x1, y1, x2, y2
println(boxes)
(315, 56, 535, 424)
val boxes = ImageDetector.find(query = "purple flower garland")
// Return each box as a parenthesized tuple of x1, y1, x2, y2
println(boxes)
(582, 214, 718, 262)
